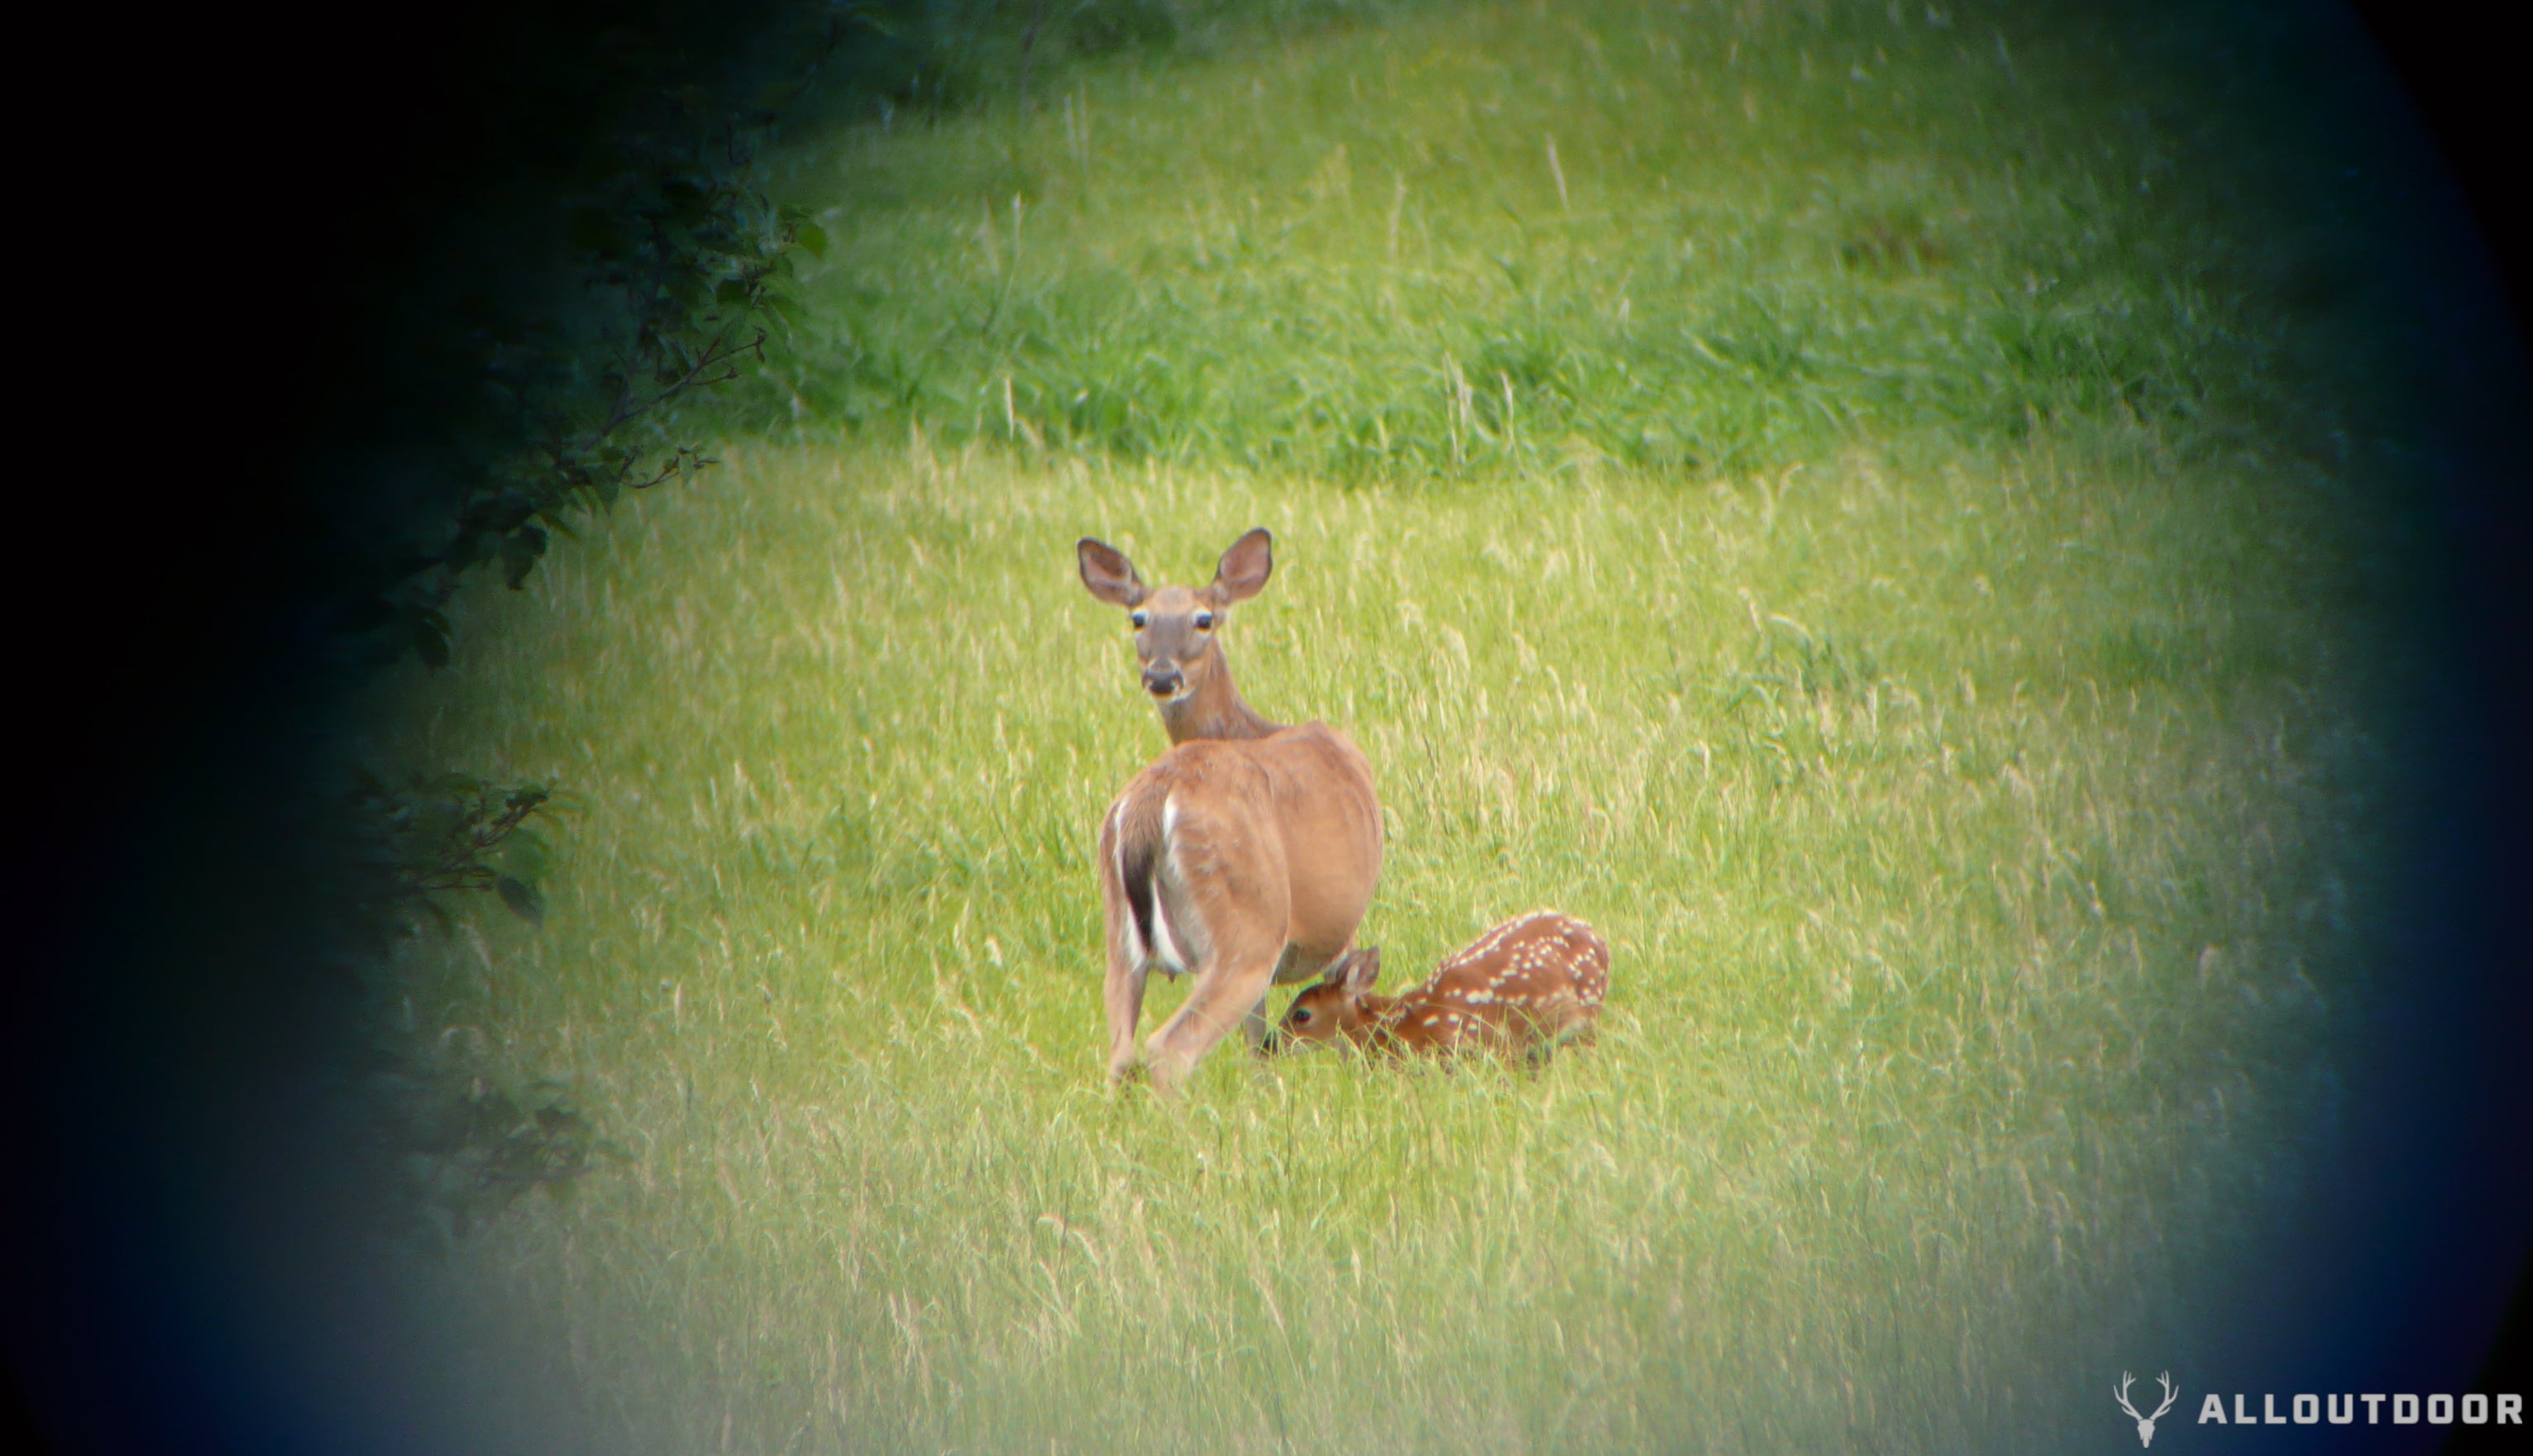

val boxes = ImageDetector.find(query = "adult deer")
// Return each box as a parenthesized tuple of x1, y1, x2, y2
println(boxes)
(1078, 528, 1383, 1091)
(1268, 910, 1608, 1059)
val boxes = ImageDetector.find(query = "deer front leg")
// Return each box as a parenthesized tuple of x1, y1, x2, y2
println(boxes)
(1243, 940, 1328, 1052)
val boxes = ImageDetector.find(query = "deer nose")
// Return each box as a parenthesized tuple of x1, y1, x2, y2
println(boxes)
(1143, 666, 1183, 697)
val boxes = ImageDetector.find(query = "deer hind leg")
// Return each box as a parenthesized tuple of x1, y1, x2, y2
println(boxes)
(1541, 995, 1598, 1041)
(1105, 952, 1151, 1084)
(1097, 813, 1151, 1083)
(1139, 800, 1291, 1090)
(1146, 938, 1283, 1091)
(1145, 876, 1285, 1091)
(1533, 1000, 1599, 1061)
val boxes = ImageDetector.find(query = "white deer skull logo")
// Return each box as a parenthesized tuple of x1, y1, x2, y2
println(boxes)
(2115, 1372, 2180, 1448)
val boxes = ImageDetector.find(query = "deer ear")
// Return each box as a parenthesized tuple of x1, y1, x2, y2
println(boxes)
(1078, 537, 1148, 608)
(1336, 946, 1381, 994)
(1207, 528, 1273, 605)
(1316, 948, 1362, 991)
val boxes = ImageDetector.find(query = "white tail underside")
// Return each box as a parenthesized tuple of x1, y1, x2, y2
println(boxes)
(1149, 882, 1196, 976)
(1118, 795, 1200, 978)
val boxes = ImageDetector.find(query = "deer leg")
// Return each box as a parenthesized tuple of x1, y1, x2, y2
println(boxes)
(1239, 989, 1278, 1052)
(1241, 940, 1330, 1053)
(1145, 941, 1281, 1092)
(1105, 955, 1149, 1083)
(1097, 819, 1149, 1084)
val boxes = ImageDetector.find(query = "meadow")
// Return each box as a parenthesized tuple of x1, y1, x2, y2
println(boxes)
(372, 2, 2411, 1449)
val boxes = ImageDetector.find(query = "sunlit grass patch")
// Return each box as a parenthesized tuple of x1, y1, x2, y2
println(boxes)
(382, 416, 2359, 1450)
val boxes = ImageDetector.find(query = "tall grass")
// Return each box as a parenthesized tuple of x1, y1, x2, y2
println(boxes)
(373, 2, 2402, 1450)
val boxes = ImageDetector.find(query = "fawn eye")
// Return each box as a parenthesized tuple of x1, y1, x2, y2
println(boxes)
(1194, 613, 1215, 631)
(1129, 611, 1148, 628)
(1292, 1008, 1312, 1024)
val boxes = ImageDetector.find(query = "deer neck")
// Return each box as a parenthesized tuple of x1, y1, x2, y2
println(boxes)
(1348, 995, 1411, 1047)
(1160, 652, 1283, 744)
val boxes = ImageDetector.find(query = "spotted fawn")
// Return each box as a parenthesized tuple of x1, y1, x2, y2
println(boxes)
(1270, 910, 1608, 1058)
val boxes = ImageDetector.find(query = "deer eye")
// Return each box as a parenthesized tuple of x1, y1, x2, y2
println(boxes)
(1129, 611, 1148, 628)
(1291, 1008, 1312, 1025)
(1194, 613, 1215, 631)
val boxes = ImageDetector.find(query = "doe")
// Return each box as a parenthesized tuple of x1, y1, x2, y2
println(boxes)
(1271, 910, 1609, 1059)
(1079, 528, 1384, 1091)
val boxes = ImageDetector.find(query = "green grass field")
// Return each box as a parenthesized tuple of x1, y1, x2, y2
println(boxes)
(372, 2, 2402, 1449)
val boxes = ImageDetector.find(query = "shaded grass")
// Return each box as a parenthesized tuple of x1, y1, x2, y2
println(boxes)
(366, 2, 2405, 1450)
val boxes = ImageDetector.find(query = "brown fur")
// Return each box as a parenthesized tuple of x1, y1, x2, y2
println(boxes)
(1082, 530, 1384, 1091)
(1273, 911, 1609, 1059)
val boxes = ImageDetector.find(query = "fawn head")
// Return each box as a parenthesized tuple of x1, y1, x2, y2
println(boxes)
(1077, 528, 1273, 704)
(1267, 947, 1383, 1052)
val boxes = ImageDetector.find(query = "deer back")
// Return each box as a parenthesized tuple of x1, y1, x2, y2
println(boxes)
(1390, 910, 1608, 1053)
(1111, 721, 1382, 977)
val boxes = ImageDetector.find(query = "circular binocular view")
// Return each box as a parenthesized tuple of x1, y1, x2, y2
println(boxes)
(10, 2, 2527, 1454)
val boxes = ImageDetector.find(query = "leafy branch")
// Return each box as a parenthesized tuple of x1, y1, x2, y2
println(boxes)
(310, 4, 906, 1249)
(352, 168, 827, 668)
(324, 6, 868, 671)
(349, 770, 564, 936)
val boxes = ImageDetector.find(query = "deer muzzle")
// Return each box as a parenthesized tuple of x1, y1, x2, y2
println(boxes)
(1143, 665, 1184, 697)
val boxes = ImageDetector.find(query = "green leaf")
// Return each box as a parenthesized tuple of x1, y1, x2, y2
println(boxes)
(495, 876, 545, 926)
(500, 827, 552, 885)
(793, 222, 826, 260)
(499, 528, 548, 589)
(413, 613, 451, 669)
(715, 278, 753, 306)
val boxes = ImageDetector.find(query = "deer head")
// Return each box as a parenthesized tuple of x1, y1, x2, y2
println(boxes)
(2114, 1372, 2179, 1448)
(1078, 528, 1279, 743)
(1267, 947, 1384, 1051)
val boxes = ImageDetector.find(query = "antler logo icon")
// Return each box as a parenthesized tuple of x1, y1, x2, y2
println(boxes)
(2115, 1372, 2181, 1448)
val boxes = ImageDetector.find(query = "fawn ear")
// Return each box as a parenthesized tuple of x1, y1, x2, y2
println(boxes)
(1334, 946, 1381, 994)
(1317, 948, 1365, 991)
(1078, 537, 1148, 608)
(1205, 528, 1273, 606)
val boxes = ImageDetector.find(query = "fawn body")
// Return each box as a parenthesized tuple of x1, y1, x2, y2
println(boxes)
(1272, 910, 1609, 1058)
(1080, 529, 1384, 1091)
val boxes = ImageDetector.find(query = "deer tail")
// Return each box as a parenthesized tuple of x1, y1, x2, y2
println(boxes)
(1113, 776, 1171, 966)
